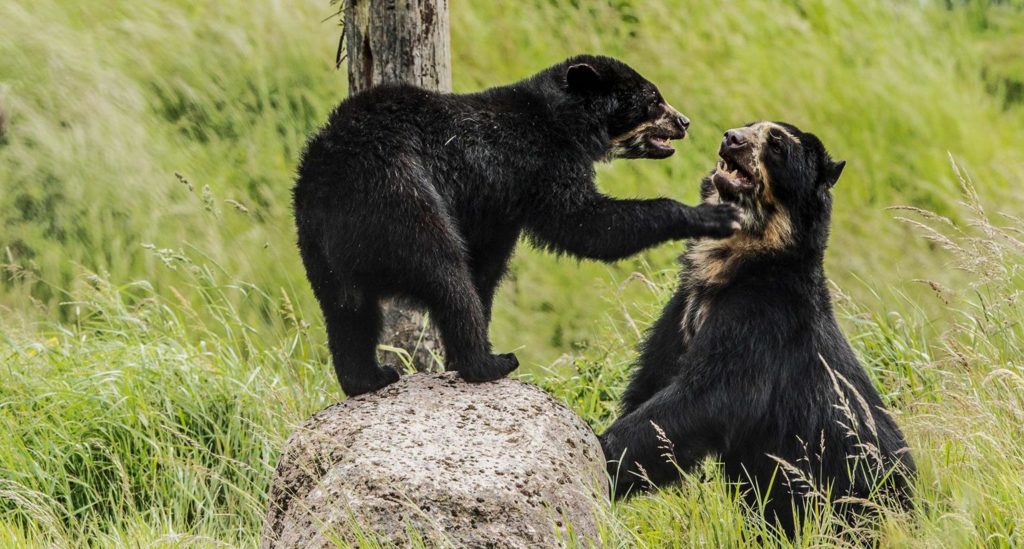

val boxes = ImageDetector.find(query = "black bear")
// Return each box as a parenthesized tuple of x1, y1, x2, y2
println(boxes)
(293, 55, 741, 396)
(600, 122, 915, 536)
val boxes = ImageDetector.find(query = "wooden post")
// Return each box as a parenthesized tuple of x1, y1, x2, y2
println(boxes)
(341, 0, 450, 372)
(344, 0, 451, 93)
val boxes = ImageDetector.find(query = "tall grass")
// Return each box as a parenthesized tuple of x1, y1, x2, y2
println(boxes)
(0, 248, 331, 545)
(4, 162, 1024, 546)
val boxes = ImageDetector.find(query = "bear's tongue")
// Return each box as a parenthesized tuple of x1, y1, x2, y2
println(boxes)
(713, 160, 754, 201)
(648, 135, 673, 152)
(712, 171, 739, 201)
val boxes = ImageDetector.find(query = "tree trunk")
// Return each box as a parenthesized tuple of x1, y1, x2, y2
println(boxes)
(342, 0, 450, 372)
(344, 0, 451, 94)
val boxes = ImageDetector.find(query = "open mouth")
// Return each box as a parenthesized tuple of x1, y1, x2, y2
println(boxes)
(712, 155, 756, 201)
(647, 134, 676, 154)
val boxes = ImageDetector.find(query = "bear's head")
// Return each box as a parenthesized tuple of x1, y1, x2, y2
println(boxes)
(703, 121, 845, 253)
(557, 55, 690, 160)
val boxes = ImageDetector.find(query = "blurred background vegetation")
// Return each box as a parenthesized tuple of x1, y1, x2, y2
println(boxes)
(1, 0, 1024, 546)
(1, 0, 1022, 366)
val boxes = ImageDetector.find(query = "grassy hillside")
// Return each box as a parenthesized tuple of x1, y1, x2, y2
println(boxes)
(2, 0, 1024, 546)
(2, 0, 1023, 366)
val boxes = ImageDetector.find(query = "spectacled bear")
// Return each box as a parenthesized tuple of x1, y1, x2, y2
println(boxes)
(293, 55, 741, 396)
(600, 122, 915, 536)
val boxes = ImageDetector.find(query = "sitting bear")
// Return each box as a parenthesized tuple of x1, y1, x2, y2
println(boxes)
(600, 122, 915, 536)
(293, 55, 741, 396)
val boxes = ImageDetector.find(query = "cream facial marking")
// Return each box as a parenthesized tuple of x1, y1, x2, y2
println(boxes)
(604, 102, 688, 160)
(687, 122, 799, 286)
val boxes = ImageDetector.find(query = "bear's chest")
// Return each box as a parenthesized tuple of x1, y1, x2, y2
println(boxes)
(679, 284, 717, 347)
(678, 244, 735, 346)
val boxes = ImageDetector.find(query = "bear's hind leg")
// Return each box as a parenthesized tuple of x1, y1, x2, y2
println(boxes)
(301, 238, 399, 396)
(322, 294, 401, 397)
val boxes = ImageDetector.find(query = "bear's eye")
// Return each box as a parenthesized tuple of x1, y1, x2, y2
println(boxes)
(644, 94, 661, 116)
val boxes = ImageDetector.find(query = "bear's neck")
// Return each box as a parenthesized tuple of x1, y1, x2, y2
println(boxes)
(678, 236, 824, 346)
(683, 210, 798, 287)
(505, 75, 611, 161)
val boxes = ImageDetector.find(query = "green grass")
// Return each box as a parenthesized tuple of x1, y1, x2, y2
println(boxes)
(3, 166, 1024, 546)
(2, 0, 1024, 546)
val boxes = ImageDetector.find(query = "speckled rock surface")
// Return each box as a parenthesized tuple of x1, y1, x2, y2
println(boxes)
(260, 372, 608, 548)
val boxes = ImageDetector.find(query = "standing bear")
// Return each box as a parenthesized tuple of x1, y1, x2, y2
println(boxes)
(600, 122, 915, 536)
(293, 55, 740, 396)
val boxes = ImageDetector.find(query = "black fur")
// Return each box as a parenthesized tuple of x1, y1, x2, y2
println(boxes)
(293, 55, 740, 396)
(600, 122, 915, 536)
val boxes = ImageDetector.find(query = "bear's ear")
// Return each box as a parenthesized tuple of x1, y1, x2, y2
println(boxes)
(565, 63, 602, 94)
(823, 159, 846, 188)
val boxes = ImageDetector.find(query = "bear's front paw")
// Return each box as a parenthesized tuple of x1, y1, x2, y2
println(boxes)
(459, 352, 519, 383)
(600, 432, 643, 500)
(598, 432, 615, 457)
(685, 203, 743, 239)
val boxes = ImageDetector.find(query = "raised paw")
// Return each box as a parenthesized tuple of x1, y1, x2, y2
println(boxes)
(686, 202, 743, 239)
(459, 352, 519, 383)
(339, 364, 401, 397)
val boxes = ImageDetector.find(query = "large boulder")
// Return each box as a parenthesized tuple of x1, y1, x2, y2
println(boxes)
(260, 372, 609, 548)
